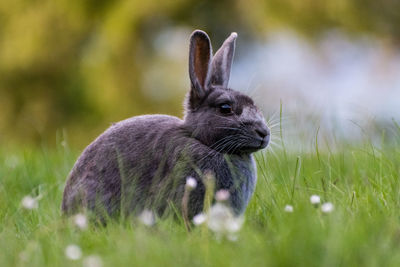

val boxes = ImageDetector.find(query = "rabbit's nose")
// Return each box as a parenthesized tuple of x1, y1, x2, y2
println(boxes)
(255, 125, 270, 139)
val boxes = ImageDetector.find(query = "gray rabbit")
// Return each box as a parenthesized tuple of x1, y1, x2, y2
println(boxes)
(62, 30, 270, 220)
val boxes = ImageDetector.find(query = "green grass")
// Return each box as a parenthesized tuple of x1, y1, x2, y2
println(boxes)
(1, 134, 400, 267)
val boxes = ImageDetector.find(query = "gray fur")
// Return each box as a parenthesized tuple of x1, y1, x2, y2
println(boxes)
(62, 30, 270, 220)
(210, 32, 237, 87)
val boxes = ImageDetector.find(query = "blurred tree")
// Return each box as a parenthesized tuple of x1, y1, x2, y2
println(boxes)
(0, 0, 399, 146)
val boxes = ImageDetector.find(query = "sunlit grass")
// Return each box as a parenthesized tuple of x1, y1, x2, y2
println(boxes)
(1, 130, 400, 266)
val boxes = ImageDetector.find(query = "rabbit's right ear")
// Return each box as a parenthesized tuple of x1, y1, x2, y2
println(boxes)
(188, 30, 212, 109)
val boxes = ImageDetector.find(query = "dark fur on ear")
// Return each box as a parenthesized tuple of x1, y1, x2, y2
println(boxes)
(188, 30, 212, 110)
(210, 32, 237, 88)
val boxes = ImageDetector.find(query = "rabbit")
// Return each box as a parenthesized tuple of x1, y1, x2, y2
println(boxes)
(62, 30, 270, 220)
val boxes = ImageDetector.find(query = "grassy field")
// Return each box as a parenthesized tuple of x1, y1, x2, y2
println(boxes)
(1, 129, 400, 267)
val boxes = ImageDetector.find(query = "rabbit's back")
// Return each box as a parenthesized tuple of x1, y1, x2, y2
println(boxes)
(61, 115, 185, 216)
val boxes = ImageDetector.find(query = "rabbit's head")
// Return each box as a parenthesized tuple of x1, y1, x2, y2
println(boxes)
(184, 30, 270, 154)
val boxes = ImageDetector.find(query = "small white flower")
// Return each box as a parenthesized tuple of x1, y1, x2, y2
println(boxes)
(208, 203, 244, 234)
(21, 196, 38, 210)
(215, 189, 230, 202)
(138, 209, 155, 226)
(65, 244, 82, 260)
(284, 205, 293, 213)
(185, 177, 197, 189)
(225, 217, 244, 233)
(208, 203, 233, 233)
(73, 213, 88, 230)
(83, 255, 103, 267)
(310, 195, 321, 205)
(193, 213, 207, 225)
(192, 202, 244, 240)
(321, 202, 334, 213)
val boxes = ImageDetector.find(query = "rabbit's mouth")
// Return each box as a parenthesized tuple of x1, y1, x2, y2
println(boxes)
(260, 134, 270, 148)
(235, 134, 270, 154)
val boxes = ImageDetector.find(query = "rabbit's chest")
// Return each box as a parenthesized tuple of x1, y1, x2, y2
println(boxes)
(212, 154, 257, 214)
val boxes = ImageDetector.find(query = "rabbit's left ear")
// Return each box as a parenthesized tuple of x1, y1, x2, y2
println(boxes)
(189, 30, 213, 100)
(210, 32, 237, 88)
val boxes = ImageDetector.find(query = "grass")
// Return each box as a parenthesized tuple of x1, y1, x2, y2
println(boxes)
(1, 130, 400, 267)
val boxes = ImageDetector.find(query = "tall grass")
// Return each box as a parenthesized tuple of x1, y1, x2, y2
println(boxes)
(1, 127, 400, 267)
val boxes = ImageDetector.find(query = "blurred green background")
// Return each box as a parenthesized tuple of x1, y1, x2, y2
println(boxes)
(1, 0, 399, 148)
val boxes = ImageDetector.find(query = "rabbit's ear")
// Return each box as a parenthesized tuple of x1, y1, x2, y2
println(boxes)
(210, 32, 237, 88)
(189, 30, 212, 104)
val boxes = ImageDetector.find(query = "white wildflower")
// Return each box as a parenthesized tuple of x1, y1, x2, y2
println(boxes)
(284, 205, 293, 213)
(193, 213, 207, 225)
(208, 203, 232, 233)
(208, 203, 243, 234)
(321, 202, 334, 213)
(225, 216, 244, 233)
(138, 209, 155, 226)
(21, 196, 38, 210)
(310, 195, 321, 205)
(73, 213, 88, 230)
(65, 244, 82, 260)
(185, 177, 197, 189)
(192, 201, 243, 240)
(83, 255, 103, 267)
(215, 189, 230, 202)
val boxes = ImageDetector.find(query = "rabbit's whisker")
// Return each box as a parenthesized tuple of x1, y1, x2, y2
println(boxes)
(198, 134, 242, 162)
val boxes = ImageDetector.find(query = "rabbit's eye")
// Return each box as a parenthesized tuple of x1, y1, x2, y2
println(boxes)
(219, 103, 233, 114)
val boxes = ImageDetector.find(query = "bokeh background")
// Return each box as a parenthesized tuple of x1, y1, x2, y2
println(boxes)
(1, 0, 399, 148)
